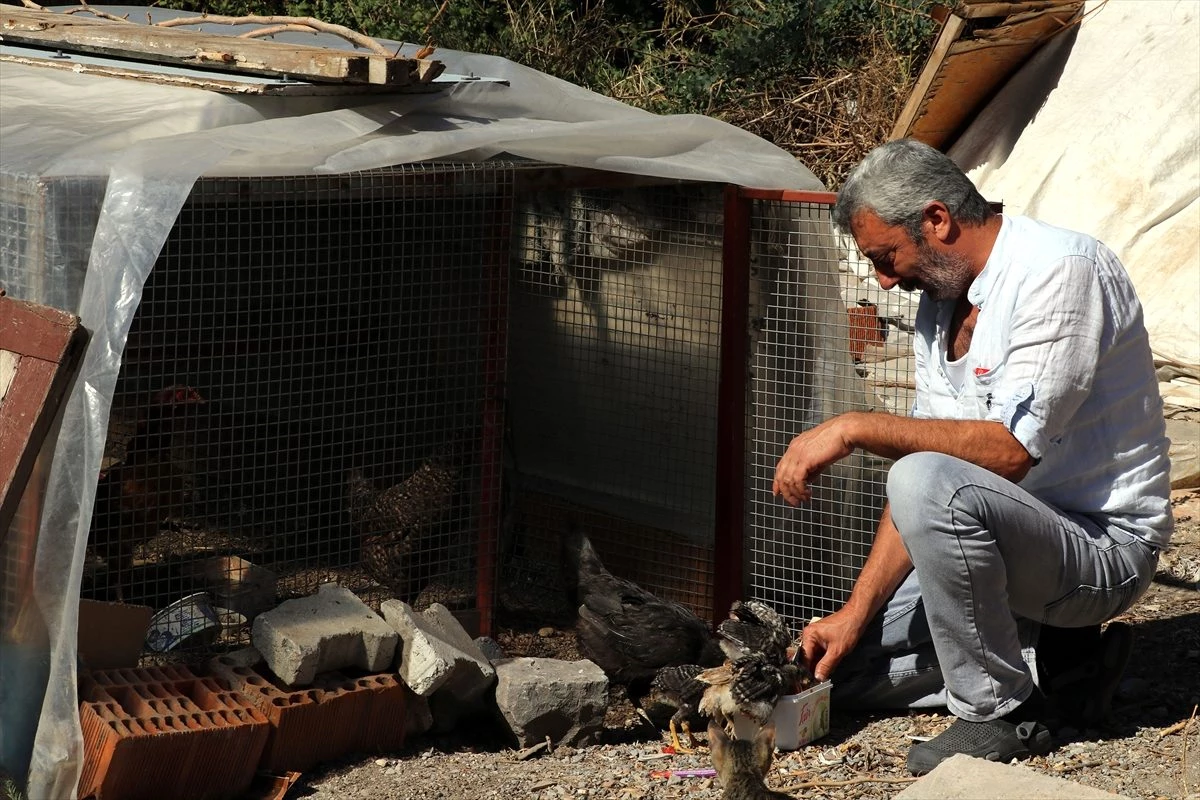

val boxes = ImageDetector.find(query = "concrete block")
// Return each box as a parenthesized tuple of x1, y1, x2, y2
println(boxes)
(251, 583, 398, 686)
(492, 657, 608, 748)
(381, 599, 495, 700)
(895, 754, 1133, 800)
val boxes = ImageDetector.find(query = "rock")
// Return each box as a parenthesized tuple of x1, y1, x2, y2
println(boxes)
(492, 657, 608, 748)
(474, 636, 506, 662)
(895, 753, 1133, 799)
(251, 583, 398, 686)
(381, 600, 496, 698)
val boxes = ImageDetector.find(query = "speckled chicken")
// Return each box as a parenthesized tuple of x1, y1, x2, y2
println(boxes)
(636, 663, 709, 752)
(717, 600, 794, 666)
(698, 652, 806, 732)
(346, 453, 458, 603)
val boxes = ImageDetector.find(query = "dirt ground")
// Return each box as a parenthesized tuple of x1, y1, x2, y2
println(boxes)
(296, 489, 1200, 800)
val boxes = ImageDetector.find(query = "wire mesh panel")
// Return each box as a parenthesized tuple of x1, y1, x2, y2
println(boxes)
(502, 180, 728, 623)
(75, 163, 512, 652)
(744, 195, 917, 623)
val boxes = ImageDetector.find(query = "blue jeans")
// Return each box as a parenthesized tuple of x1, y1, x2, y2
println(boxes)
(830, 452, 1160, 722)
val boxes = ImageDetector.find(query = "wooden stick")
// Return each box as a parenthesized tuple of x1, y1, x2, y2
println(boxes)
(237, 24, 321, 40)
(152, 13, 392, 56)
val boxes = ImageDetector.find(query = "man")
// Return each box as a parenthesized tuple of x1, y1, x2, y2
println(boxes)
(773, 139, 1172, 775)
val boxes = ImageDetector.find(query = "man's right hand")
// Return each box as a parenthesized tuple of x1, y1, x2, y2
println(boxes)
(800, 607, 870, 682)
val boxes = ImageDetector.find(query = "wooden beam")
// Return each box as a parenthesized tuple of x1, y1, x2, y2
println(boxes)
(891, 13, 967, 143)
(0, 6, 442, 86)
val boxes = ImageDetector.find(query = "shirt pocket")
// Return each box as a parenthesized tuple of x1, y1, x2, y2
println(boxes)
(964, 363, 1003, 420)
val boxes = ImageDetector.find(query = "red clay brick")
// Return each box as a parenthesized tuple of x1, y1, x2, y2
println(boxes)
(209, 657, 410, 772)
(78, 668, 269, 800)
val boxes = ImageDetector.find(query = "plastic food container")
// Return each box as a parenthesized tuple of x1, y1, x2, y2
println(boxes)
(144, 592, 221, 652)
(731, 679, 833, 750)
(771, 680, 832, 750)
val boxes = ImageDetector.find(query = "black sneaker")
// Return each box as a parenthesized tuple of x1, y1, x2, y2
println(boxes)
(907, 701, 1053, 776)
(1041, 621, 1134, 728)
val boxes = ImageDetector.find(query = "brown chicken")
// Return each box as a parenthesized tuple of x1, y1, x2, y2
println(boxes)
(91, 385, 206, 600)
(346, 453, 459, 604)
(708, 720, 792, 800)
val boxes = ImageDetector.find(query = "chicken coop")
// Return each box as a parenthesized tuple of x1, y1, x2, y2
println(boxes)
(0, 162, 913, 662)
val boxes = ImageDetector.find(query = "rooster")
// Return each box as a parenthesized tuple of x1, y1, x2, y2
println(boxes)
(346, 453, 459, 604)
(91, 385, 206, 600)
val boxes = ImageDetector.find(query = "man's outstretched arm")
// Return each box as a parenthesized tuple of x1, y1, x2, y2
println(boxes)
(773, 411, 1033, 506)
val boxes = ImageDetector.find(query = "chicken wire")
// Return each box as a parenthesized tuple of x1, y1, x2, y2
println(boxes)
(744, 195, 916, 623)
(502, 181, 729, 623)
(0, 164, 514, 656)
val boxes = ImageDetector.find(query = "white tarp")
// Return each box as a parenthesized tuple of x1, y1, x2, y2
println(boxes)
(0, 9, 822, 798)
(949, 0, 1200, 408)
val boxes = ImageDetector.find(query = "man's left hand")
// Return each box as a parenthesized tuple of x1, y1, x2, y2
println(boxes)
(772, 416, 855, 505)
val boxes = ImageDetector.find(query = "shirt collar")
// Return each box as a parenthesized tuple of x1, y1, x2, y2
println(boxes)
(967, 214, 1009, 309)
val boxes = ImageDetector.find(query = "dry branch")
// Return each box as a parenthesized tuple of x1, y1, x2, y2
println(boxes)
(152, 13, 392, 56)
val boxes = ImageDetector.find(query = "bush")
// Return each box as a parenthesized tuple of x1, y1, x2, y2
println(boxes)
(155, 0, 939, 186)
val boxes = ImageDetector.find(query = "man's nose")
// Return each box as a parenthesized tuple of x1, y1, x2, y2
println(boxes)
(875, 270, 900, 290)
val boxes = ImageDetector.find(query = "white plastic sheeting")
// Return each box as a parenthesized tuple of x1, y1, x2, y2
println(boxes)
(0, 9, 821, 797)
(948, 0, 1200, 407)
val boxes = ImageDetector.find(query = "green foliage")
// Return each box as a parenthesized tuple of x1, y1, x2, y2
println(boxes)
(150, 0, 941, 184)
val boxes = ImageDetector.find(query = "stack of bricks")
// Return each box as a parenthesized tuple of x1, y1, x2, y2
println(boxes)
(77, 665, 270, 800)
(208, 656, 409, 773)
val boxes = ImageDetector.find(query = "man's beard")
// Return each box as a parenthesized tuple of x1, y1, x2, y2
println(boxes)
(900, 241, 975, 301)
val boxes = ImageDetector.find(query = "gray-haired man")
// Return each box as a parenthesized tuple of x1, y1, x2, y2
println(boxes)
(773, 138, 1172, 775)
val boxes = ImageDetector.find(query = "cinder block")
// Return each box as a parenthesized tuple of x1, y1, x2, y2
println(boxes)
(251, 583, 398, 686)
(77, 667, 269, 800)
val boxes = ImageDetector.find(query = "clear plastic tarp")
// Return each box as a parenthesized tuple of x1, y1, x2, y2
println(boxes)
(0, 8, 824, 797)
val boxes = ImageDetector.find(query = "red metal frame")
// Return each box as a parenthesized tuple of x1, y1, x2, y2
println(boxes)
(712, 185, 753, 625)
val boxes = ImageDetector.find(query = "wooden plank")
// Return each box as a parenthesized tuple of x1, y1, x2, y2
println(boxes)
(891, 0, 1084, 148)
(957, 1, 1079, 18)
(0, 294, 87, 541)
(0, 6, 436, 86)
(891, 13, 967, 143)
(0, 294, 83, 363)
(0, 51, 445, 96)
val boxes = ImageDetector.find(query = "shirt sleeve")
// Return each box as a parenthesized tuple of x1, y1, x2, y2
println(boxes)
(988, 255, 1106, 462)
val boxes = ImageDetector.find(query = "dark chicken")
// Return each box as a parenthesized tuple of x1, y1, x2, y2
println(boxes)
(561, 526, 725, 683)
(560, 526, 725, 749)
(346, 454, 459, 604)
(90, 385, 206, 600)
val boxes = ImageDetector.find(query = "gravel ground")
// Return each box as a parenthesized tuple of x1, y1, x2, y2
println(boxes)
(297, 489, 1200, 800)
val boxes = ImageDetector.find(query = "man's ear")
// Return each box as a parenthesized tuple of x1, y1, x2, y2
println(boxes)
(922, 201, 953, 243)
